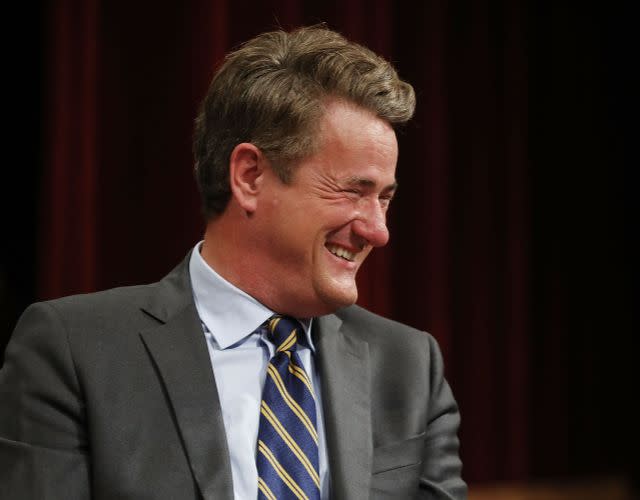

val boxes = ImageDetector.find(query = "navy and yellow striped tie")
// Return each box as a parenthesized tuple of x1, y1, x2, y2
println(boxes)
(256, 315, 320, 500)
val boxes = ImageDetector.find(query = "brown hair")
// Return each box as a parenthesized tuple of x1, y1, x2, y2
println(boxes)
(193, 25, 415, 218)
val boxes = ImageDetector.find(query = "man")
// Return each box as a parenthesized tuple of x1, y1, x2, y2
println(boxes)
(0, 26, 465, 499)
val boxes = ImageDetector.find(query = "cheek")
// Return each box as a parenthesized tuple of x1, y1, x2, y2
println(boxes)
(322, 199, 359, 223)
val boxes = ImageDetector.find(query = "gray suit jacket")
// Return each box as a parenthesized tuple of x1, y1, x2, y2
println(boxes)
(0, 255, 466, 499)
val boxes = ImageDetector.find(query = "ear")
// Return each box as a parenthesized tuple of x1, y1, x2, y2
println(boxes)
(229, 143, 267, 215)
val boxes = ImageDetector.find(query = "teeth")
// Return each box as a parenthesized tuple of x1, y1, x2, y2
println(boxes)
(326, 244, 356, 262)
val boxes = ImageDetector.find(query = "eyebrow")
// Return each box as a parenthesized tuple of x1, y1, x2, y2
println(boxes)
(344, 176, 398, 192)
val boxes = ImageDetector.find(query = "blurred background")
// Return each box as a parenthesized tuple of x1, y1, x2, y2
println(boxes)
(1, 0, 636, 497)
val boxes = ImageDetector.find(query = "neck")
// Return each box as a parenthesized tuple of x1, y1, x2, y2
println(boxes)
(201, 210, 250, 290)
(200, 207, 283, 313)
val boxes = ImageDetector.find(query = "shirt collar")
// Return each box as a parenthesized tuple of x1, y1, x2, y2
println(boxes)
(189, 242, 314, 351)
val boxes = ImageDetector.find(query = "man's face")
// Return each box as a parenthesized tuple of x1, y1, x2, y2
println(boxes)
(254, 100, 398, 317)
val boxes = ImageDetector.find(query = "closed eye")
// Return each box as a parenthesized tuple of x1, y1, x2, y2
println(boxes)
(342, 188, 362, 196)
(380, 192, 395, 201)
(379, 196, 393, 209)
(379, 188, 396, 206)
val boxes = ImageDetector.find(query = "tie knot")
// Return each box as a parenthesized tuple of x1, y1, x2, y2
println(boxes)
(267, 315, 302, 352)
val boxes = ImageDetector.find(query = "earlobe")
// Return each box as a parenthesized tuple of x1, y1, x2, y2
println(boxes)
(229, 143, 265, 215)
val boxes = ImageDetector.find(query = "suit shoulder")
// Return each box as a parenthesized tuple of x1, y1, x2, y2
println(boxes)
(332, 306, 449, 390)
(334, 304, 430, 345)
(16, 280, 174, 342)
(35, 254, 191, 322)
(46, 282, 158, 306)
(39, 283, 158, 316)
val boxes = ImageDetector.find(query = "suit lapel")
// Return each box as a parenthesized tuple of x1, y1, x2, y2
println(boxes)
(315, 313, 372, 500)
(139, 256, 234, 500)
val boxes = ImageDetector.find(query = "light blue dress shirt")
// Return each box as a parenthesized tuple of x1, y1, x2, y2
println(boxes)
(189, 243, 330, 499)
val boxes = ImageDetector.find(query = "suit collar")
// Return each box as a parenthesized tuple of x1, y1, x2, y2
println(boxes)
(315, 313, 373, 500)
(139, 252, 194, 324)
(139, 252, 234, 499)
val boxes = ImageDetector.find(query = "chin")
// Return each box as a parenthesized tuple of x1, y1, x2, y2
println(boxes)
(316, 285, 358, 314)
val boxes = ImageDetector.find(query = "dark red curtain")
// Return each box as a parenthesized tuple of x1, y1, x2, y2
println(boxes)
(2, 0, 636, 491)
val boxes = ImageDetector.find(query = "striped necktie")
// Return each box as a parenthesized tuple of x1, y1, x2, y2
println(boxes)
(256, 315, 320, 500)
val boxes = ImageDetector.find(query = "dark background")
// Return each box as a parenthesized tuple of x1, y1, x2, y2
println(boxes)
(2, 0, 636, 491)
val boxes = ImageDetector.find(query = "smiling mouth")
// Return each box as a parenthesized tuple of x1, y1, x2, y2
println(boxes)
(325, 243, 357, 262)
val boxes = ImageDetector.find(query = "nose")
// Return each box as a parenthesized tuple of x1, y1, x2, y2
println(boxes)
(352, 199, 390, 248)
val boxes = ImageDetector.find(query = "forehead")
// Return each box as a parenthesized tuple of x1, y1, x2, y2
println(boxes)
(310, 100, 398, 181)
(320, 100, 397, 149)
